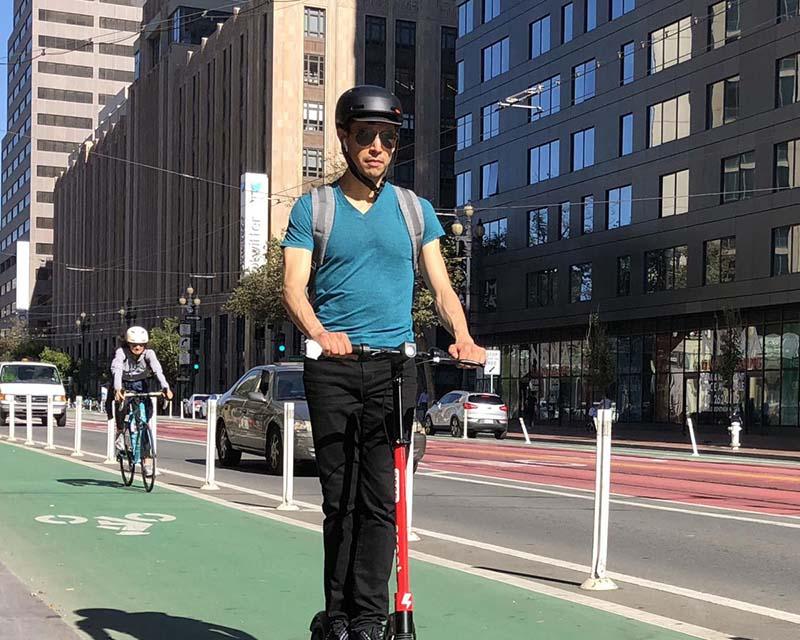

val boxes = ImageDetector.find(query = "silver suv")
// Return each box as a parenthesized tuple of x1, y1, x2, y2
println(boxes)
(424, 391, 508, 439)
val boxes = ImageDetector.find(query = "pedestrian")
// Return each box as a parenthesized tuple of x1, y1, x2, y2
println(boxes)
(282, 85, 486, 640)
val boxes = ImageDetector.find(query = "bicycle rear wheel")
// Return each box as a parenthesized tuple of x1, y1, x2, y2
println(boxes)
(119, 431, 135, 487)
(140, 425, 156, 493)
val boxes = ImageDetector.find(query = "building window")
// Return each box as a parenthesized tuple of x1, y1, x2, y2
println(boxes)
(707, 76, 739, 128)
(620, 42, 635, 86)
(620, 113, 633, 156)
(99, 68, 135, 82)
(645, 245, 688, 293)
(560, 202, 571, 239)
(529, 140, 560, 184)
(456, 170, 472, 206)
(607, 184, 632, 228)
(648, 93, 690, 147)
(527, 268, 558, 307)
(530, 16, 551, 59)
(38, 61, 93, 78)
(571, 127, 595, 171)
(530, 75, 561, 121)
(38, 87, 93, 104)
(484, 0, 500, 23)
(457, 114, 473, 150)
(776, 138, 800, 189)
(562, 3, 574, 44)
(617, 256, 631, 295)
(582, 195, 594, 233)
(99, 16, 140, 32)
(777, 52, 800, 108)
(722, 151, 755, 202)
(709, 1, 740, 50)
(481, 161, 499, 198)
(528, 208, 549, 245)
(586, 0, 597, 31)
(304, 7, 325, 37)
(365, 16, 386, 87)
(481, 103, 500, 140)
(458, 0, 474, 36)
(457, 60, 465, 94)
(482, 278, 498, 310)
(649, 16, 692, 74)
(660, 169, 689, 217)
(38, 9, 94, 27)
(483, 38, 510, 81)
(35, 243, 53, 255)
(302, 148, 324, 178)
(611, 0, 635, 20)
(482, 217, 507, 253)
(573, 59, 596, 104)
(779, 0, 800, 21)
(303, 101, 324, 132)
(704, 237, 736, 285)
(37, 165, 64, 178)
(37, 113, 92, 129)
(570, 263, 592, 302)
(304, 54, 325, 86)
(773, 225, 800, 275)
(38, 35, 93, 53)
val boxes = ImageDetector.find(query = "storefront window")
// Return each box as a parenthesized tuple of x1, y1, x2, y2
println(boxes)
(746, 325, 763, 370)
(764, 370, 781, 425)
(765, 325, 782, 371)
(781, 368, 799, 426)
(782, 324, 800, 369)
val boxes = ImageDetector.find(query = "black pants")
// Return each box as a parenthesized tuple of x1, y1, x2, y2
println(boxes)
(303, 356, 416, 629)
(105, 380, 152, 430)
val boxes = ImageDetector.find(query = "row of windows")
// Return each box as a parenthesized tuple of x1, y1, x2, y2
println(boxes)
(37, 165, 64, 178)
(38, 139, 81, 155)
(9, 41, 32, 80)
(38, 113, 93, 130)
(99, 16, 141, 32)
(99, 67, 135, 82)
(38, 9, 93, 27)
(2, 192, 31, 229)
(0, 219, 30, 253)
(0, 256, 17, 275)
(0, 302, 18, 319)
(2, 118, 31, 161)
(0, 278, 17, 297)
(2, 168, 30, 206)
(303, 101, 324, 132)
(99, 42, 136, 57)
(38, 35, 93, 53)
(302, 147, 324, 178)
(1, 142, 31, 183)
(38, 61, 94, 78)
(304, 54, 324, 86)
(304, 7, 325, 39)
(8, 91, 31, 129)
(8, 65, 31, 105)
(14, 1, 30, 28)
(9, 14, 32, 57)
(38, 86, 94, 105)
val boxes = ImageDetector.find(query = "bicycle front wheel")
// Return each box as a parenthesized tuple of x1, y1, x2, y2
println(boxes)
(119, 432, 136, 487)
(140, 426, 156, 493)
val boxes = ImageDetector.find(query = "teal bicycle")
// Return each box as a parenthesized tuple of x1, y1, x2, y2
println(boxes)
(117, 392, 163, 492)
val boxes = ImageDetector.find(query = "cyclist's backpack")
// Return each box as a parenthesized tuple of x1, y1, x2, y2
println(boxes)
(309, 184, 425, 277)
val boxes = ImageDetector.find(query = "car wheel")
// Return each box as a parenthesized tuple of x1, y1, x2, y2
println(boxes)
(40, 417, 48, 426)
(57, 412, 67, 427)
(450, 416, 462, 438)
(216, 422, 241, 467)
(495, 430, 507, 440)
(424, 416, 434, 436)
(265, 425, 282, 476)
(467, 430, 477, 439)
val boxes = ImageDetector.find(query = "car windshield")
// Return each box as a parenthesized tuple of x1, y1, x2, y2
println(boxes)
(275, 371, 305, 400)
(467, 394, 503, 405)
(0, 364, 61, 385)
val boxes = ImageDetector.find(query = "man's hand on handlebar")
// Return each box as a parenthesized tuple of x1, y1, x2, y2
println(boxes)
(311, 330, 354, 357)
(114, 388, 125, 403)
(163, 388, 174, 401)
(448, 339, 486, 367)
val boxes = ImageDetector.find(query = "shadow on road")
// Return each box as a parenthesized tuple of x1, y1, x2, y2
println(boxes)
(476, 566, 582, 587)
(57, 478, 124, 489)
(184, 457, 319, 478)
(74, 608, 258, 640)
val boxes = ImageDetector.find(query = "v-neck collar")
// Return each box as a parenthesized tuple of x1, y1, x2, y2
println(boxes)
(335, 182, 388, 217)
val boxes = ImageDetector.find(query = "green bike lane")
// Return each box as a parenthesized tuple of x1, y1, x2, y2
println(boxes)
(0, 442, 705, 640)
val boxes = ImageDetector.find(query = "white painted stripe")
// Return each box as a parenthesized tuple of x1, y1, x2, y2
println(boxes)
(420, 469, 800, 528)
(0, 440, 737, 639)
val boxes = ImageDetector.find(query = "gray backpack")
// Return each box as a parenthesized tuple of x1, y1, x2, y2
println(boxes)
(309, 184, 425, 276)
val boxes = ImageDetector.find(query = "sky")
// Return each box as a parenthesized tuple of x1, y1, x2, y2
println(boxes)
(0, 1, 11, 133)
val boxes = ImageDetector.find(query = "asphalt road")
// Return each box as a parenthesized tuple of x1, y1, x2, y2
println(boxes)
(30, 413, 800, 640)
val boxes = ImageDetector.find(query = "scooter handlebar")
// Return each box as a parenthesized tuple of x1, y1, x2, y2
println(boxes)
(305, 340, 482, 368)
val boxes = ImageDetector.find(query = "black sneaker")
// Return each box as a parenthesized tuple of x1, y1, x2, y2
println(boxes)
(325, 619, 350, 640)
(351, 622, 385, 640)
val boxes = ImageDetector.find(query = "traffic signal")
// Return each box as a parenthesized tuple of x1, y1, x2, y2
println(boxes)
(274, 332, 287, 361)
(192, 362, 201, 372)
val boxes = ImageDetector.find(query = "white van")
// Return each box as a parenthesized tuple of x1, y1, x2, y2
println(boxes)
(0, 361, 68, 426)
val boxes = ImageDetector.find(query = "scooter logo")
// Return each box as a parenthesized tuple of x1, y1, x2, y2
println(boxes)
(400, 593, 413, 609)
(394, 468, 400, 503)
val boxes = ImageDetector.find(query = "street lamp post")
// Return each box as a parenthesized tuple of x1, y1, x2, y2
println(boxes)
(75, 312, 89, 396)
(450, 203, 485, 324)
(117, 298, 137, 327)
(178, 287, 202, 403)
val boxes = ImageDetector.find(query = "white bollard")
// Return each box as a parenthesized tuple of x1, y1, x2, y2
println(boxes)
(201, 399, 219, 491)
(581, 409, 618, 591)
(518, 416, 532, 445)
(191, 401, 196, 421)
(169, 400, 174, 419)
(24, 395, 34, 446)
(687, 417, 700, 457)
(277, 402, 299, 511)
(181, 399, 185, 420)
(151, 397, 161, 476)
(72, 396, 84, 457)
(8, 394, 15, 442)
(728, 418, 742, 451)
(104, 402, 117, 464)
(462, 407, 469, 440)
(45, 396, 55, 450)
(407, 429, 420, 542)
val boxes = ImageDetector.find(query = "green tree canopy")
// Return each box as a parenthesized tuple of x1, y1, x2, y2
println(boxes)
(39, 347, 72, 379)
(148, 317, 181, 384)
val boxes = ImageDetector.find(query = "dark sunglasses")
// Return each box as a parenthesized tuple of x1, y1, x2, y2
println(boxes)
(353, 127, 398, 149)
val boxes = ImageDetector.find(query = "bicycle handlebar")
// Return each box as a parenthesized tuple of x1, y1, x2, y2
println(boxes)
(306, 340, 483, 369)
(120, 392, 167, 399)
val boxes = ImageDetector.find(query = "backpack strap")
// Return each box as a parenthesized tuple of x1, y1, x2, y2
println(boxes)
(393, 186, 425, 274)
(310, 185, 336, 271)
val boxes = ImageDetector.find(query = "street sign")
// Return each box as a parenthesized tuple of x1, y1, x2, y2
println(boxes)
(185, 314, 201, 321)
(176, 376, 190, 383)
(179, 323, 191, 336)
(179, 337, 190, 352)
(179, 353, 191, 365)
(484, 349, 501, 376)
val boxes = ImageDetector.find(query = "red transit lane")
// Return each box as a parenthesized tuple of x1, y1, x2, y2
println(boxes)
(421, 439, 800, 517)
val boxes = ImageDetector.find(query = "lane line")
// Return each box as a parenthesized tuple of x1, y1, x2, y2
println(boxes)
(0, 440, 742, 640)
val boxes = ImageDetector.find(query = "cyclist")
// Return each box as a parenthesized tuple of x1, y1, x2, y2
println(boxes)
(108, 326, 173, 476)
(282, 85, 485, 640)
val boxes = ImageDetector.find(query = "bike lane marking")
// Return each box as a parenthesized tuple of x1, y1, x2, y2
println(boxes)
(0, 440, 711, 640)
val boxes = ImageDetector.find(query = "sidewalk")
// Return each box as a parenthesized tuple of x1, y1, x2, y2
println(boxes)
(0, 440, 703, 640)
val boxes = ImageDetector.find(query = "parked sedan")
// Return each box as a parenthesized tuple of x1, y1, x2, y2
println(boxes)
(424, 391, 508, 439)
(216, 363, 426, 475)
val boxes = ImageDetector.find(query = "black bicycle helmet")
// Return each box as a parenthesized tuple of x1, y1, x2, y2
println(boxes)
(335, 85, 403, 128)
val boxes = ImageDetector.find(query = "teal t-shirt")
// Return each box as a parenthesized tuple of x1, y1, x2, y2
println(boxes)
(282, 183, 444, 348)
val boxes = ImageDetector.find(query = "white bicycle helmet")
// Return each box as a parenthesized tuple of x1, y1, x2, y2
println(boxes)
(125, 326, 149, 345)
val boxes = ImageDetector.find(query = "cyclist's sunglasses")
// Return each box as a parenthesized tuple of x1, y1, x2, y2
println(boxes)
(353, 127, 398, 149)
(128, 343, 146, 349)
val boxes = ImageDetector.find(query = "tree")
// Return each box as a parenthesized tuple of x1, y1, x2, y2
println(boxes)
(40, 347, 72, 379)
(148, 317, 181, 384)
(716, 307, 744, 417)
(0, 318, 40, 361)
(585, 311, 614, 401)
(225, 237, 287, 328)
